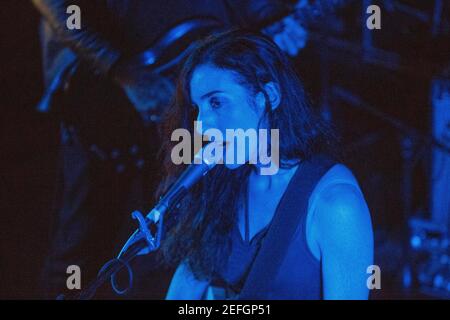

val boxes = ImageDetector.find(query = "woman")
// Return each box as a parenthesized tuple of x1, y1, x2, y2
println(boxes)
(158, 30, 373, 300)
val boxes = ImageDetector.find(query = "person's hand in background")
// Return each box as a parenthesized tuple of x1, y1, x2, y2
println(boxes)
(112, 59, 175, 123)
(268, 0, 309, 57)
(272, 15, 308, 57)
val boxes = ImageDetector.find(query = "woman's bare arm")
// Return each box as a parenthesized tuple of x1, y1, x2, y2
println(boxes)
(166, 261, 209, 300)
(314, 182, 374, 299)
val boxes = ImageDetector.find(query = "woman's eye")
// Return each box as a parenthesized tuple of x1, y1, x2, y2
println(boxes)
(209, 97, 222, 109)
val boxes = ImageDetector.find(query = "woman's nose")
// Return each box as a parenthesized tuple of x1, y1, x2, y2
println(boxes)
(195, 109, 214, 135)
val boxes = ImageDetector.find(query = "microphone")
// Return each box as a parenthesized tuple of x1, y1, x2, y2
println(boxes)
(147, 140, 224, 223)
(117, 140, 224, 257)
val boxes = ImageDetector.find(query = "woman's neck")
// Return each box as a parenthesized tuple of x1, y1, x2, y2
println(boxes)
(251, 161, 299, 191)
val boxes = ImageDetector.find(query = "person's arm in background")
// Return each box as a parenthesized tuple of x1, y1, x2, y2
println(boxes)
(227, 0, 354, 57)
(226, 0, 307, 56)
(31, 0, 166, 114)
(31, 0, 121, 76)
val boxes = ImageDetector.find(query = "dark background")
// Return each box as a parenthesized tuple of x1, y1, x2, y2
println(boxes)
(1, 0, 56, 298)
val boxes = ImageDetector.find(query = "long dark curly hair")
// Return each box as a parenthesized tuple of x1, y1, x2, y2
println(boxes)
(156, 30, 339, 280)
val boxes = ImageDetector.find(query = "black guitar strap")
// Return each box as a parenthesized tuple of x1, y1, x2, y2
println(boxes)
(238, 154, 336, 300)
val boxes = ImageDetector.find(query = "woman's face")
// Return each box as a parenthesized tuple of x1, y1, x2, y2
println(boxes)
(189, 64, 265, 169)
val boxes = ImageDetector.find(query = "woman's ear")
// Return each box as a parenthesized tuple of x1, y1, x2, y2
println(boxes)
(254, 82, 281, 113)
(263, 82, 281, 110)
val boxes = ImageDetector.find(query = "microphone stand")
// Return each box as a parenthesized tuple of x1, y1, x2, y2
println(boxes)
(60, 190, 181, 300)
(58, 143, 218, 299)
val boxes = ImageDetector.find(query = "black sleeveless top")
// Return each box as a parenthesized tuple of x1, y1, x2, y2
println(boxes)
(210, 225, 271, 299)
(209, 156, 343, 299)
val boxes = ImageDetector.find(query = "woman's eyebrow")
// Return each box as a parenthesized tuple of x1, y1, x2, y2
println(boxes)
(200, 90, 224, 100)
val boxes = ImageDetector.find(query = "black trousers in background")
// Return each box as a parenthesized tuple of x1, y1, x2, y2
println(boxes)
(39, 122, 171, 299)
